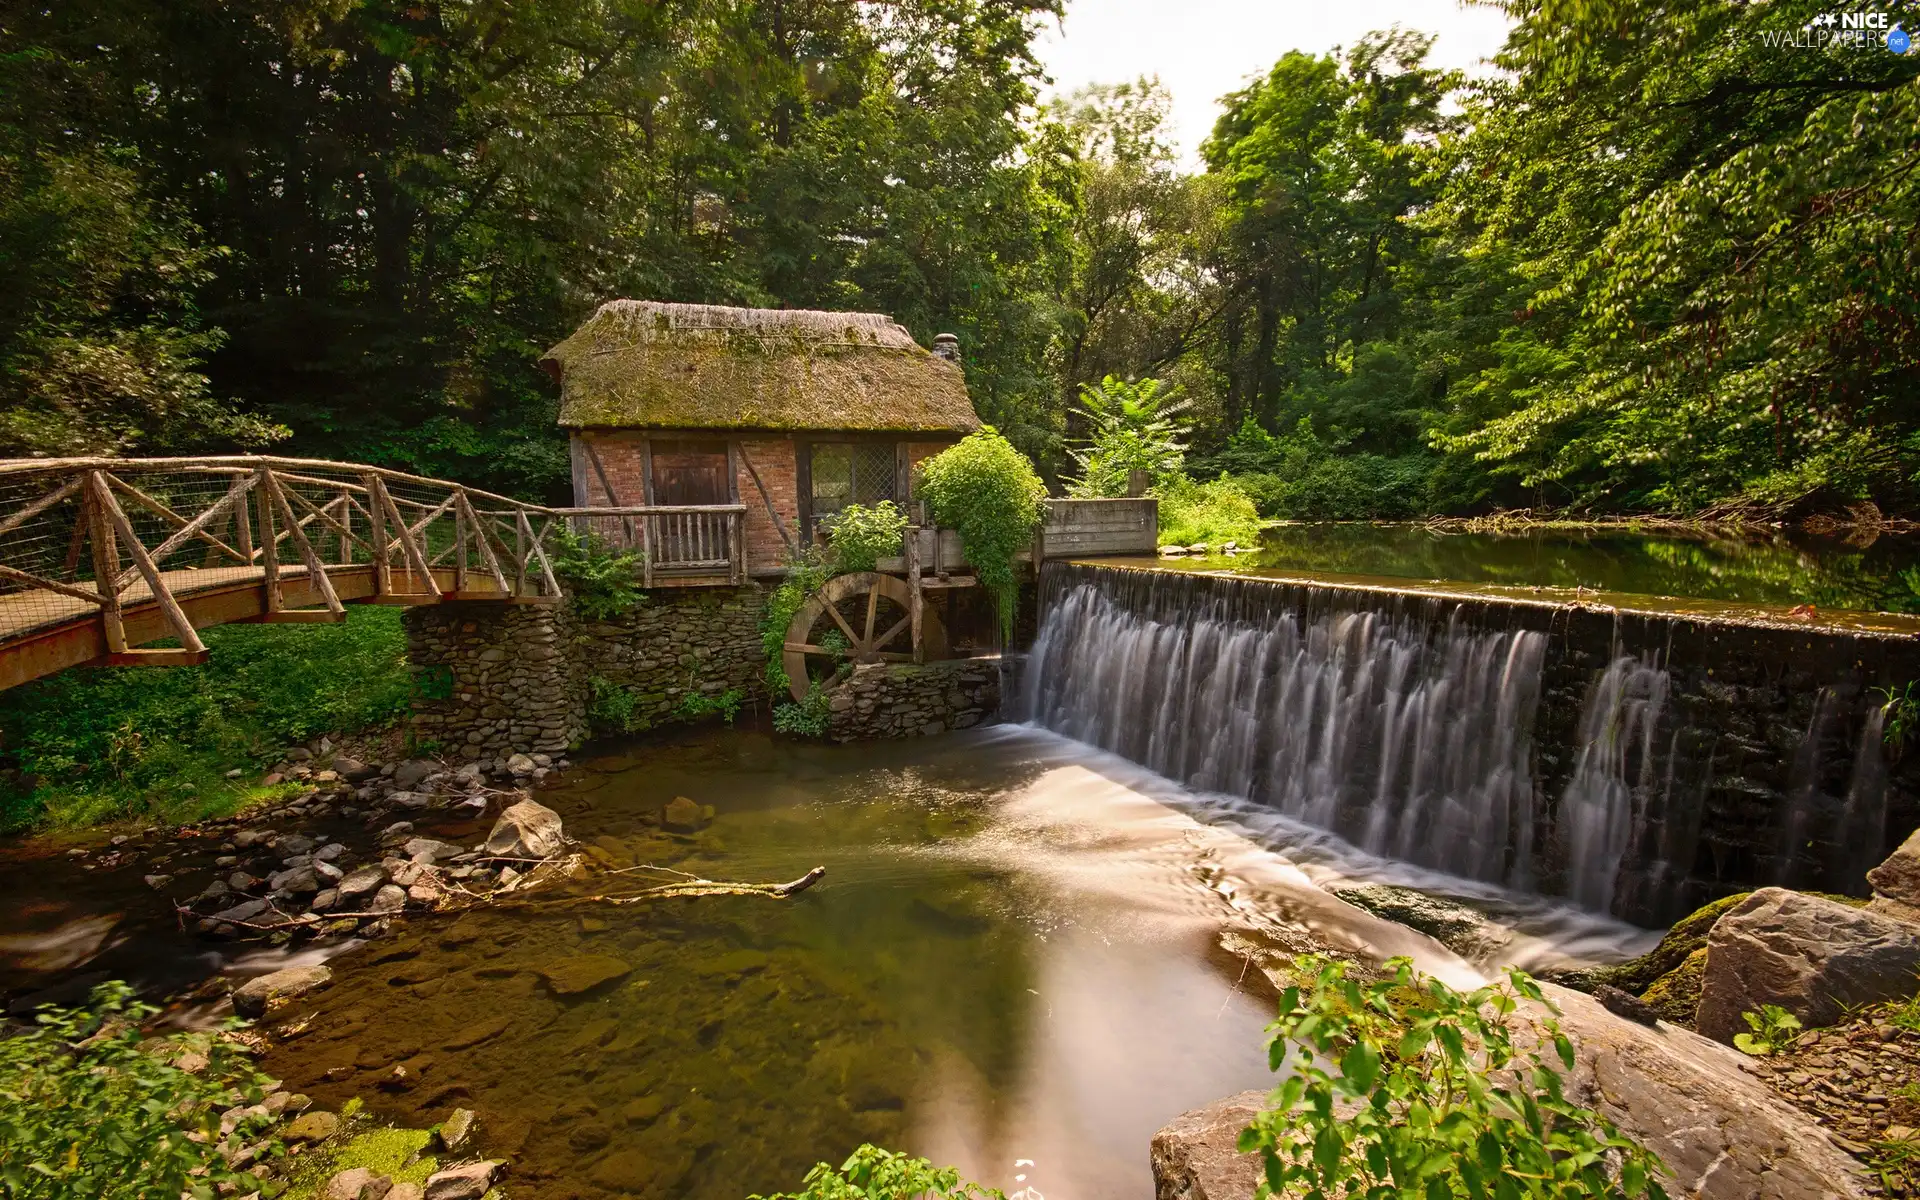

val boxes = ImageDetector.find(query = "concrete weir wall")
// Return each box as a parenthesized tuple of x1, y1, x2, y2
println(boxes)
(1029, 562, 1920, 926)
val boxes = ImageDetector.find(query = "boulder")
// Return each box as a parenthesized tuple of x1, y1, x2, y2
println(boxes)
(338, 865, 388, 900)
(437, 1107, 477, 1151)
(1150, 1090, 1265, 1200)
(228, 871, 262, 892)
(278, 834, 317, 855)
(404, 838, 466, 864)
(232, 965, 332, 1019)
(281, 1109, 341, 1142)
(1868, 827, 1920, 909)
(392, 759, 436, 789)
(506, 753, 535, 775)
(423, 1160, 501, 1200)
(371, 884, 408, 914)
(212, 899, 269, 925)
(662, 796, 713, 834)
(269, 865, 323, 894)
(1695, 887, 1920, 1043)
(483, 799, 565, 859)
(310, 888, 340, 913)
(324, 1167, 394, 1200)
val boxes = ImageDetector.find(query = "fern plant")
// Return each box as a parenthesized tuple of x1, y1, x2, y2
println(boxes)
(1065, 374, 1192, 498)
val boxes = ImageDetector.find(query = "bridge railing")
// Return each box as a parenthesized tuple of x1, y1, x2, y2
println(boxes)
(0, 456, 590, 664)
(556, 505, 748, 586)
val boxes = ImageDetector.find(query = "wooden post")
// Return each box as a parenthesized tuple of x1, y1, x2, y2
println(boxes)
(83, 475, 127, 653)
(234, 486, 254, 563)
(256, 469, 280, 613)
(512, 511, 526, 596)
(362, 474, 390, 597)
(338, 490, 353, 565)
(262, 473, 345, 617)
(907, 525, 923, 663)
(453, 495, 469, 593)
(94, 474, 209, 654)
(641, 511, 655, 589)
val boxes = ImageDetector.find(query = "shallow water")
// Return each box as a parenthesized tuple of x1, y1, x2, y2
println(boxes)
(1, 724, 1657, 1199)
(1244, 523, 1920, 614)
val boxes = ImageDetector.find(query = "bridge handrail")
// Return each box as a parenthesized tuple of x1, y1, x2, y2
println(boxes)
(0, 455, 552, 515)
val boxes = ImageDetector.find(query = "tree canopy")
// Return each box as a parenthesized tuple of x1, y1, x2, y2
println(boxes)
(3, 0, 1914, 516)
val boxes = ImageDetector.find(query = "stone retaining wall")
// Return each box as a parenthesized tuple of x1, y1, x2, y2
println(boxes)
(825, 659, 1001, 742)
(405, 587, 1008, 756)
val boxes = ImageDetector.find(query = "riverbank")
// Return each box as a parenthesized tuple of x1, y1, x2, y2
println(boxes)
(0, 606, 413, 832)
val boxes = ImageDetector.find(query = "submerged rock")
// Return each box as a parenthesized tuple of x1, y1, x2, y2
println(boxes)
(282, 1109, 342, 1142)
(484, 799, 565, 859)
(423, 1159, 500, 1200)
(662, 795, 713, 833)
(537, 954, 631, 995)
(1328, 884, 1507, 961)
(324, 1167, 394, 1200)
(232, 964, 333, 1019)
(1695, 887, 1920, 1043)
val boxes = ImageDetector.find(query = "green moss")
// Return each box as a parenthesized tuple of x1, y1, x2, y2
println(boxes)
(1587, 891, 1752, 995)
(283, 1124, 437, 1200)
(1637, 946, 1709, 1027)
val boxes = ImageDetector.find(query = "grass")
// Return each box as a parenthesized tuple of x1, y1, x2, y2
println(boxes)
(0, 606, 413, 832)
(1156, 474, 1264, 548)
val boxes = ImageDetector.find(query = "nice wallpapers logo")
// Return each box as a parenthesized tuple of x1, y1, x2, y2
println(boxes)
(1757, 10, 1911, 50)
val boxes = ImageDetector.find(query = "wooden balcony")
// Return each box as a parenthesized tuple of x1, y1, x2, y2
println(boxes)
(559, 505, 748, 587)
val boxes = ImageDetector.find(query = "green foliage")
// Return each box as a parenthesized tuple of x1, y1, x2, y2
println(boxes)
(752, 1144, 1004, 1200)
(761, 549, 835, 698)
(1887, 989, 1920, 1036)
(1241, 956, 1669, 1199)
(0, 607, 410, 830)
(916, 427, 1048, 640)
(1065, 375, 1192, 497)
(1732, 1005, 1803, 1057)
(675, 688, 745, 725)
(772, 682, 833, 739)
(826, 502, 909, 574)
(1200, 419, 1433, 521)
(0, 982, 280, 1199)
(586, 676, 643, 736)
(549, 527, 646, 621)
(1878, 683, 1918, 763)
(1155, 475, 1263, 548)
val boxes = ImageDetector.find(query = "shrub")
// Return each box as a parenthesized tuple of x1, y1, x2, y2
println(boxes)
(1194, 417, 1434, 520)
(916, 427, 1047, 641)
(1155, 474, 1262, 547)
(761, 548, 834, 697)
(826, 501, 909, 573)
(1733, 1004, 1802, 1056)
(675, 687, 744, 725)
(1065, 375, 1192, 498)
(548, 525, 646, 620)
(772, 681, 833, 738)
(586, 675, 642, 734)
(1240, 956, 1669, 1199)
(753, 1144, 1004, 1200)
(0, 981, 281, 1199)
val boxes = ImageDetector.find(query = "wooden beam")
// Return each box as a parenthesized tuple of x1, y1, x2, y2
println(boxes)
(737, 442, 798, 558)
(114, 474, 252, 590)
(0, 563, 106, 606)
(83, 477, 127, 653)
(361, 474, 389, 597)
(102, 471, 246, 563)
(520, 511, 562, 598)
(372, 477, 441, 598)
(92, 472, 208, 655)
(280, 483, 367, 554)
(101, 648, 211, 668)
(908, 524, 923, 663)
(258, 610, 348, 624)
(456, 493, 511, 594)
(256, 470, 281, 612)
(263, 472, 346, 617)
(0, 476, 82, 540)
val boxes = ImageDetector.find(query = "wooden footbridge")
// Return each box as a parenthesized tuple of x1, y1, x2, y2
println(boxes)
(0, 457, 632, 692)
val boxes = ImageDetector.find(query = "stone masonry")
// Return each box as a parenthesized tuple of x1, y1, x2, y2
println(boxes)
(404, 586, 777, 756)
(405, 603, 586, 757)
(825, 659, 1000, 742)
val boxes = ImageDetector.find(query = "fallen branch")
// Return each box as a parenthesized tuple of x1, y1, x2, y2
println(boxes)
(503, 865, 828, 908)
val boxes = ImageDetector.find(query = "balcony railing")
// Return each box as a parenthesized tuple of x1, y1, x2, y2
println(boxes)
(560, 505, 748, 586)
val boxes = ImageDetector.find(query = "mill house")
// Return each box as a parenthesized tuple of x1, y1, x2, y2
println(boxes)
(539, 300, 978, 585)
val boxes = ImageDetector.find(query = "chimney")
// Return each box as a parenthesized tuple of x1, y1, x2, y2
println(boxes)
(931, 333, 961, 363)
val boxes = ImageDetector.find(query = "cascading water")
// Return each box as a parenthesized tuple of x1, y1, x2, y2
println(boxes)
(1024, 572, 1549, 890)
(1556, 655, 1672, 912)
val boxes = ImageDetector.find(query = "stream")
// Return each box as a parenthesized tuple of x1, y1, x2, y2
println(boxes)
(0, 723, 1654, 1200)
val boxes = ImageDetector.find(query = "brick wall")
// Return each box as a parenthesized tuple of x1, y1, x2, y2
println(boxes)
(736, 439, 799, 574)
(575, 432, 648, 506)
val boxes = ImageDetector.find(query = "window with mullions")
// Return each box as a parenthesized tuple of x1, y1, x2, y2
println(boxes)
(809, 443, 897, 525)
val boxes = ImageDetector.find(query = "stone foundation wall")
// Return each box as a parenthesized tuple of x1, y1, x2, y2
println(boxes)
(826, 659, 1001, 742)
(404, 603, 587, 757)
(569, 586, 769, 728)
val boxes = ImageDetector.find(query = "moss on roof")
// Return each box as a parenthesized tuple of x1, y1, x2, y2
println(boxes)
(542, 300, 981, 433)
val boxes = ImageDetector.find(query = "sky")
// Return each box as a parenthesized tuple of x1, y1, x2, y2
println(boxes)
(1033, 0, 1515, 163)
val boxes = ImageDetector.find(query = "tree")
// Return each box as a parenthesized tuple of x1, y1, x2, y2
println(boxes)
(1064, 374, 1192, 497)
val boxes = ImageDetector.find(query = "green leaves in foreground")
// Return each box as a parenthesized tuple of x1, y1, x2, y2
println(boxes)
(1240, 956, 1669, 1200)
(0, 982, 281, 1199)
(752, 1145, 1004, 1200)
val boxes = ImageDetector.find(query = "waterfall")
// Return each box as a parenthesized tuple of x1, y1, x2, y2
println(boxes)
(1025, 573, 1548, 890)
(1840, 707, 1890, 889)
(1556, 655, 1672, 912)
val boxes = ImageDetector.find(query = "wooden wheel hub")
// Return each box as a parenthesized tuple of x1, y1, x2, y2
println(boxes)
(781, 571, 947, 701)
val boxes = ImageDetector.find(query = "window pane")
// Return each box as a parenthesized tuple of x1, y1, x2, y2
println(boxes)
(850, 443, 897, 504)
(811, 444, 853, 517)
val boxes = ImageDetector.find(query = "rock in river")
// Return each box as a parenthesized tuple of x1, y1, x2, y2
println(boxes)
(232, 965, 332, 1018)
(662, 795, 714, 833)
(537, 954, 631, 995)
(1868, 826, 1920, 909)
(338, 865, 388, 900)
(484, 798, 565, 859)
(1694, 886, 1920, 1044)
(423, 1160, 500, 1200)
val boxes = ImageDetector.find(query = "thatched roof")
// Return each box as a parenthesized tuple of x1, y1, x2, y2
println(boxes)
(542, 301, 980, 433)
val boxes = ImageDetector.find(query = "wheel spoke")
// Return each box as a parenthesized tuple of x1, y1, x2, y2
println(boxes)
(863, 581, 880, 646)
(871, 614, 909, 651)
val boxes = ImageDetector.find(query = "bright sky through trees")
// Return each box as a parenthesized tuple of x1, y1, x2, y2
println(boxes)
(1036, 0, 1513, 160)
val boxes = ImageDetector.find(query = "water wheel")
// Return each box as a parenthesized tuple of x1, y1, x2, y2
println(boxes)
(782, 571, 948, 701)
